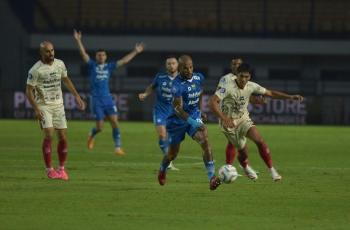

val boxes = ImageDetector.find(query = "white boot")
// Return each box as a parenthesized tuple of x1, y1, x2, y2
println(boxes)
(167, 161, 179, 171)
(241, 165, 258, 180)
(270, 167, 282, 181)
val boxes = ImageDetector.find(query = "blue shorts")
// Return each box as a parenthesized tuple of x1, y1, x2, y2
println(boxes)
(152, 109, 170, 126)
(166, 116, 201, 145)
(92, 96, 118, 121)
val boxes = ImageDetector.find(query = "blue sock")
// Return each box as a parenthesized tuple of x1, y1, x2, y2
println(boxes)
(158, 138, 169, 155)
(90, 127, 100, 138)
(160, 156, 170, 172)
(112, 128, 121, 148)
(205, 160, 215, 181)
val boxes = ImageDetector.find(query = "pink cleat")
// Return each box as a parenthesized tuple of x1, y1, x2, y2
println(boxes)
(46, 169, 60, 179)
(56, 169, 69, 181)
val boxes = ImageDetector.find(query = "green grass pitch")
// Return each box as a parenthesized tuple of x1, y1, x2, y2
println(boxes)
(0, 119, 349, 230)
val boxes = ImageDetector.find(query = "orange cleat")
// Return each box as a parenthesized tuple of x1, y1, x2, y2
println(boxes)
(114, 147, 125, 156)
(87, 135, 95, 150)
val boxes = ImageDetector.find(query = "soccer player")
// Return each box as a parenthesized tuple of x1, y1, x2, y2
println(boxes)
(157, 55, 221, 190)
(138, 56, 179, 170)
(73, 29, 144, 155)
(221, 57, 266, 179)
(209, 63, 304, 181)
(26, 41, 85, 180)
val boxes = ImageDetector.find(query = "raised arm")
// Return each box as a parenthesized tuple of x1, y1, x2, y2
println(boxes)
(73, 29, 90, 63)
(25, 84, 43, 121)
(61, 77, 86, 110)
(264, 89, 304, 102)
(138, 84, 154, 101)
(208, 94, 234, 128)
(116, 42, 145, 68)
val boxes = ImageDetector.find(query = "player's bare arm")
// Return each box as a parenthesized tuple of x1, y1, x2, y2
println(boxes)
(73, 29, 90, 63)
(208, 94, 235, 128)
(138, 84, 154, 101)
(61, 77, 86, 110)
(173, 96, 188, 120)
(25, 84, 43, 120)
(173, 96, 204, 131)
(264, 90, 304, 102)
(249, 95, 266, 104)
(116, 42, 145, 67)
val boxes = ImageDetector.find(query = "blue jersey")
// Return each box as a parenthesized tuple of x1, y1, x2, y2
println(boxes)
(87, 59, 117, 97)
(169, 72, 204, 121)
(166, 72, 205, 144)
(152, 72, 178, 114)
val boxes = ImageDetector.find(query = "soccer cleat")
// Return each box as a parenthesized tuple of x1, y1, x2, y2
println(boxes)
(167, 161, 179, 171)
(270, 167, 282, 182)
(158, 170, 166, 186)
(209, 176, 221, 190)
(46, 168, 60, 179)
(241, 165, 258, 180)
(115, 147, 125, 156)
(87, 135, 95, 150)
(56, 169, 69, 181)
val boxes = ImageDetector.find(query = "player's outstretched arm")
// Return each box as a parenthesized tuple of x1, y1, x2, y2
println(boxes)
(116, 42, 145, 68)
(209, 95, 235, 128)
(62, 77, 86, 110)
(265, 89, 304, 102)
(138, 84, 154, 101)
(25, 84, 43, 121)
(249, 95, 266, 104)
(73, 29, 90, 63)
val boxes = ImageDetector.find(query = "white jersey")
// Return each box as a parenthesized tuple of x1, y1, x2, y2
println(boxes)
(215, 73, 266, 119)
(27, 58, 68, 105)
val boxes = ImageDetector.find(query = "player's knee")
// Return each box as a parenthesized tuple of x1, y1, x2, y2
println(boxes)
(57, 133, 67, 142)
(158, 133, 167, 140)
(199, 136, 209, 145)
(43, 132, 54, 140)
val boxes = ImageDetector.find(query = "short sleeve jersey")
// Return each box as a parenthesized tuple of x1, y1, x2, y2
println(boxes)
(171, 72, 204, 118)
(27, 58, 68, 105)
(87, 59, 117, 97)
(215, 73, 266, 119)
(152, 72, 178, 114)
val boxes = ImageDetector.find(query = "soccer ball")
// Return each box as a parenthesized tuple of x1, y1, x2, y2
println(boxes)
(218, 165, 238, 183)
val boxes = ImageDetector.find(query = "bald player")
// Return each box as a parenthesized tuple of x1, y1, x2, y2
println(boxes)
(26, 41, 85, 180)
(157, 55, 221, 190)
